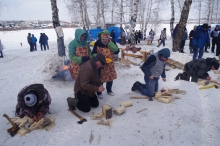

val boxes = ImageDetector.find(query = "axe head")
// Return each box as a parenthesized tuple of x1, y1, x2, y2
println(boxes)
(77, 119, 87, 124)
(8, 125, 20, 137)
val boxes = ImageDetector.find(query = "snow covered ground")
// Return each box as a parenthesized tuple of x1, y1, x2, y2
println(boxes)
(0, 25, 220, 146)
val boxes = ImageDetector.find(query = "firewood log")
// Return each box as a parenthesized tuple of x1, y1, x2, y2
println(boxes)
(45, 122, 56, 131)
(158, 98, 170, 104)
(102, 105, 113, 119)
(90, 113, 103, 120)
(130, 96, 149, 99)
(197, 80, 210, 86)
(136, 108, 147, 113)
(114, 106, 126, 115)
(120, 101, 132, 107)
(17, 127, 29, 136)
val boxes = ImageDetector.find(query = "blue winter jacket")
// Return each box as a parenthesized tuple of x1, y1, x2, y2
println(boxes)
(32, 37, 37, 44)
(192, 25, 210, 49)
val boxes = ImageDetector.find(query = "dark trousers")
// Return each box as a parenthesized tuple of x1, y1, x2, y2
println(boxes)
(216, 44, 220, 56)
(45, 42, 49, 50)
(97, 81, 113, 95)
(179, 40, 186, 51)
(76, 91, 99, 113)
(29, 43, 34, 52)
(205, 43, 210, 52)
(33, 44, 37, 50)
(158, 39, 165, 47)
(0, 51, 3, 58)
(212, 38, 218, 52)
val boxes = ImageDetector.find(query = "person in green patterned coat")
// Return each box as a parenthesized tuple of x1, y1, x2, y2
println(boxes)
(92, 30, 119, 99)
(68, 29, 92, 79)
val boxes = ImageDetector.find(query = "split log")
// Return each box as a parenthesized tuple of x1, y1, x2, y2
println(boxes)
(130, 96, 149, 99)
(120, 101, 132, 107)
(136, 108, 147, 113)
(102, 105, 113, 119)
(114, 106, 126, 115)
(97, 119, 112, 126)
(217, 76, 220, 81)
(167, 88, 186, 95)
(197, 80, 210, 86)
(45, 122, 56, 131)
(158, 98, 170, 104)
(17, 127, 29, 136)
(90, 113, 103, 120)
(89, 133, 94, 144)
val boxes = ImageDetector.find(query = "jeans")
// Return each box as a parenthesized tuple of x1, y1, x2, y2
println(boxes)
(141, 76, 159, 97)
(193, 48, 204, 60)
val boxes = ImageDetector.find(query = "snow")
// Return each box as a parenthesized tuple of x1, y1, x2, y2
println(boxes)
(0, 25, 220, 146)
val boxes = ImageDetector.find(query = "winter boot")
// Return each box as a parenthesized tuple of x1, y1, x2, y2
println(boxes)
(67, 97, 78, 110)
(174, 73, 182, 81)
(131, 81, 142, 91)
(149, 97, 153, 101)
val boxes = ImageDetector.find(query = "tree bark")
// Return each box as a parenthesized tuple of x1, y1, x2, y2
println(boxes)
(50, 0, 65, 57)
(130, 0, 139, 46)
(170, 0, 175, 50)
(173, 0, 192, 52)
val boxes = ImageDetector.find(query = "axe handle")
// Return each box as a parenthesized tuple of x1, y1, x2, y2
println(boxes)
(68, 109, 84, 120)
(3, 114, 17, 128)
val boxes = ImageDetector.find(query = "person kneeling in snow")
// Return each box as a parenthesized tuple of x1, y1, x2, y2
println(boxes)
(131, 48, 170, 101)
(67, 53, 106, 113)
(15, 84, 52, 122)
(175, 58, 219, 82)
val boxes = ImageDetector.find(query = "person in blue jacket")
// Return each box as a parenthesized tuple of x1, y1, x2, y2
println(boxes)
(192, 23, 210, 60)
(32, 34, 37, 51)
(131, 48, 170, 101)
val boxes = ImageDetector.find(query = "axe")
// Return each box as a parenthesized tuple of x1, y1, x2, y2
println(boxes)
(68, 109, 87, 124)
(3, 114, 20, 137)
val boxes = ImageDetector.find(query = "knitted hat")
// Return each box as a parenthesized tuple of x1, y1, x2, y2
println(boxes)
(201, 23, 209, 29)
(95, 53, 106, 66)
(24, 93, 37, 107)
(158, 48, 170, 58)
(216, 25, 220, 28)
(212, 61, 219, 70)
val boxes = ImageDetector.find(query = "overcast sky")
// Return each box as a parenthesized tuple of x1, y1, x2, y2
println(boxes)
(0, 0, 71, 22)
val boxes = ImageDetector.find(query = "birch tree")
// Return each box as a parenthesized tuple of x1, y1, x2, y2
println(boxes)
(173, 0, 192, 52)
(130, 0, 140, 46)
(50, 0, 65, 57)
(143, 0, 153, 34)
(170, 0, 175, 49)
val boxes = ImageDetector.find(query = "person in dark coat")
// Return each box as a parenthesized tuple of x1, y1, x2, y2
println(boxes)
(135, 30, 139, 44)
(27, 33, 33, 52)
(189, 25, 197, 54)
(179, 27, 188, 53)
(0, 39, 4, 58)
(211, 25, 220, 53)
(192, 23, 210, 60)
(43, 33, 49, 50)
(131, 48, 170, 101)
(39, 33, 44, 51)
(175, 58, 219, 82)
(204, 26, 211, 53)
(217, 32, 220, 57)
(67, 53, 106, 113)
(110, 30, 116, 41)
(15, 84, 52, 122)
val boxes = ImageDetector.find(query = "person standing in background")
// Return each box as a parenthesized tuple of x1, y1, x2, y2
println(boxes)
(189, 25, 197, 54)
(27, 33, 33, 52)
(211, 25, 220, 53)
(204, 26, 211, 53)
(32, 34, 37, 51)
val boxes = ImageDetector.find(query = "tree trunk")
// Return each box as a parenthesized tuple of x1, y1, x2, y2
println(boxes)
(143, 0, 152, 33)
(170, 0, 175, 50)
(120, 0, 123, 28)
(173, 0, 192, 52)
(130, 0, 139, 47)
(50, 0, 65, 57)
(100, 0, 106, 29)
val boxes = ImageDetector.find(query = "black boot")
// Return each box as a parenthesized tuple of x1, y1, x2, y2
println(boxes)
(174, 73, 182, 81)
(136, 84, 143, 92)
(131, 81, 142, 91)
(67, 97, 78, 110)
(149, 97, 153, 101)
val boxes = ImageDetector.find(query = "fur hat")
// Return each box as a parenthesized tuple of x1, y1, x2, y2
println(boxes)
(24, 93, 37, 107)
(201, 23, 209, 29)
(212, 61, 219, 70)
(94, 53, 106, 66)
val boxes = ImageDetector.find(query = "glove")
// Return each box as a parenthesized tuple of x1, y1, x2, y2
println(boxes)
(82, 56, 90, 63)
(193, 46, 197, 52)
